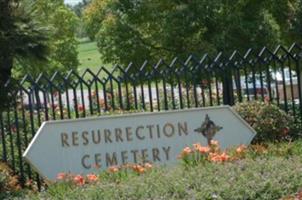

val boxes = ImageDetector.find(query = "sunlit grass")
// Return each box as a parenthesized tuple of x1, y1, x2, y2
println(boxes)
(77, 40, 112, 74)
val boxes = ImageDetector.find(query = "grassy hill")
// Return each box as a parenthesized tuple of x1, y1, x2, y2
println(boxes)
(77, 40, 110, 74)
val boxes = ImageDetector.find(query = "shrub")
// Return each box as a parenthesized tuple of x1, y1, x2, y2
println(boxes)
(0, 162, 22, 199)
(234, 101, 296, 143)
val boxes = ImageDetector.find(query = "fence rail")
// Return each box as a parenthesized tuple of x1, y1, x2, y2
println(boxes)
(1, 43, 302, 190)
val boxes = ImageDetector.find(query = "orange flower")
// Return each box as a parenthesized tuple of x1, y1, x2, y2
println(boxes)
(209, 152, 230, 163)
(193, 143, 202, 150)
(198, 146, 210, 154)
(178, 146, 193, 158)
(73, 175, 85, 186)
(220, 152, 230, 162)
(56, 172, 66, 180)
(210, 140, 219, 146)
(86, 173, 98, 182)
(108, 166, 119, 173)
(132, 164, 146, 174)
(236, 144, 247, 154)
(144, 163, 153, 169)
(209, 153, 221, 162)
(183, 147, 192, 154)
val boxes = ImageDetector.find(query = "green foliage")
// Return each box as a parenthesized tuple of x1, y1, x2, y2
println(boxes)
(234, 101, 296, 143)
(0, 162, 23, 199)
(83, 0, 301, 68)
(291, 0, 302, 43)
(24, 156, 302, 200)
(0, 0, 49, 110)
(12, 0, 79, 78)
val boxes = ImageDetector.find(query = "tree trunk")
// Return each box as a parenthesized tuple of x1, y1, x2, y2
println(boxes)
(0, 0, 14, 110)
(0, 55, 13, 110)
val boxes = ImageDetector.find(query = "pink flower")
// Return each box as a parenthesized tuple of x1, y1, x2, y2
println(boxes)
(56, 172, 66, 180)
(78, 104, 84, 112)
(73, 175, 85, 186)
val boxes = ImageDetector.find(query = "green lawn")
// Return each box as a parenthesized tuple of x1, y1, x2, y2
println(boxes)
(77, 40, 111, 74)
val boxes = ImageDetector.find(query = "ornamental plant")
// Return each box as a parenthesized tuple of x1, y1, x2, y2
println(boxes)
(178, 140, 246, 166)
(56, 173, 99, 186)
(55, 163, 153, 186)
(0, 162, 22, 199)
(234, 101, 296, 143)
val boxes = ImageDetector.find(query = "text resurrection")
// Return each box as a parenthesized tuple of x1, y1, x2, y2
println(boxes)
(60, 122, 188, 169)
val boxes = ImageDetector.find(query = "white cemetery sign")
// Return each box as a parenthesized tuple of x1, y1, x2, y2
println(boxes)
(23, 106, 256, 180)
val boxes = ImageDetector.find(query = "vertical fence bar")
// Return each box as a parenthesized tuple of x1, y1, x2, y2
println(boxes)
(288, 58, 296, 116)
(6, 108, 15, 172)
(13, 99, 25, 186)
(251, 62, 257, 100)
(162, 76, 168, 110)
(147, 79, 153, 112)
(177, 76, 183, 109)
(0, 112, 7, 162)
(117, 80, 123, 111)
(280, 62, 288, 112)
(20, 90, 32, 180)
(265, 62, 272, 101)
(243, 65, 250, 102)
(295, 58, 302, 120)
(109, 78, 115, 110)
(140, 82, 146, 110)
(28, 91, 41, 191)
(215, 74, 221, 105)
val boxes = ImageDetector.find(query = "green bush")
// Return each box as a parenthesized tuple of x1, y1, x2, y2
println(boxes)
(234, 101, 296, 143)
(0, 162, 23, 199)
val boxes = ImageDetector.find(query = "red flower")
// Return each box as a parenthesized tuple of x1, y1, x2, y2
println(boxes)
(77, 104, 84, 112)
(282, 127, 289, 136)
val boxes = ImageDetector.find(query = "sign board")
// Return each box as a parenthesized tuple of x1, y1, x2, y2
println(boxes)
(23, 106, 256, 180)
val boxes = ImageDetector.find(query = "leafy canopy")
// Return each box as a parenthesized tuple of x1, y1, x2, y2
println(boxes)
(13, 0, 80, 78)
(84, 0, 301, 67)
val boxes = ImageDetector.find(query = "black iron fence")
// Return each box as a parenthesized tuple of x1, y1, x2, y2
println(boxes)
(1, 43, 302, 190)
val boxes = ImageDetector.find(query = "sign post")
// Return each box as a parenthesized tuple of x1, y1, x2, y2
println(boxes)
(23, 106, 256, 180)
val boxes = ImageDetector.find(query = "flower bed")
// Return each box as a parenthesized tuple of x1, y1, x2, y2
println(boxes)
(12, 140, 302, 200)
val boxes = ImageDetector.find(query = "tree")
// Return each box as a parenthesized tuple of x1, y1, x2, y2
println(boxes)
(84, 0, 300, 68)
(70, 0, 91, 17)
(0, 0, 49, 107)
(69, 0, 92, 38)
(13, 0, 79, 78)
(291, 0, 302, 43)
